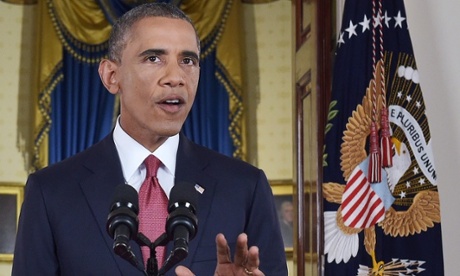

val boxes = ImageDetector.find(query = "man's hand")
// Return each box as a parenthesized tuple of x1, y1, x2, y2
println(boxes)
(175, 233, 264, 276)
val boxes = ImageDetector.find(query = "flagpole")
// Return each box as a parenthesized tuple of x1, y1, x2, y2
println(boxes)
(315, 0, 334, 275)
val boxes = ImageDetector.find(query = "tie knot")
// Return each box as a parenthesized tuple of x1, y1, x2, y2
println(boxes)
(144, 155, 161, 178)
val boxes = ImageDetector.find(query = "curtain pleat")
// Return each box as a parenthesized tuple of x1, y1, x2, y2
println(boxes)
(49, 51, 115, 163)
(183, 50, 232, 156)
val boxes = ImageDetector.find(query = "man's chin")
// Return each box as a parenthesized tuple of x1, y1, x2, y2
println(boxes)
(160, 128, 182, 138)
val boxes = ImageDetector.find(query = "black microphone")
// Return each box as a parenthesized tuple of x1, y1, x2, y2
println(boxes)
(106, 184, 142, 270)
(158, 181, 199, 274)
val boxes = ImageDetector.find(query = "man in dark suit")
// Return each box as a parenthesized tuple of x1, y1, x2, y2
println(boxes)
(12, 3, 287, 275)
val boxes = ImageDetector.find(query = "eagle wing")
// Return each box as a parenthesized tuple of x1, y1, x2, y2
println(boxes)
(323, 182, 345, 204)
(378, 190, 441, 237)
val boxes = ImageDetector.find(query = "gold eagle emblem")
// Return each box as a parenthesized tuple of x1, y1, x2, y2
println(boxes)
(323, 59, 441, 275)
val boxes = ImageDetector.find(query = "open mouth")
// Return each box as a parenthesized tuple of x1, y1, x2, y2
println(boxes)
(158, 97, 185, 113)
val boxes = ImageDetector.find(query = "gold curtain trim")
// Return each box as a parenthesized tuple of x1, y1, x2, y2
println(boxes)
(33, 69, 63, 171)
(217, 0, 245, 159)
(32, 0, 63, 171)
(181, 0, 231, 59)
(47, 0, 111, 63)
(216, 69, 245, 160)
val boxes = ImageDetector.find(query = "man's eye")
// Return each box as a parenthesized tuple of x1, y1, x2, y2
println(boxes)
(147, 56, 159, 62)
(183, 57, 197, 65)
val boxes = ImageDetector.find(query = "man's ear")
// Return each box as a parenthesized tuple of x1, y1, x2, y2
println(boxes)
(98, 59, 120, 94)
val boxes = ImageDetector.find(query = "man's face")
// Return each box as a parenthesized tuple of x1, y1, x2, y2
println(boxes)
(282, 202, 293, 223)
(111, 17, 200, 150)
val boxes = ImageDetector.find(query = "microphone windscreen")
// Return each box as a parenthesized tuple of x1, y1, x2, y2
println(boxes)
(110, 184, 139, 214)
(168, 181, 198, 213)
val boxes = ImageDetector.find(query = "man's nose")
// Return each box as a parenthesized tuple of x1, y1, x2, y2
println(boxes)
(160, 62, 185, 87)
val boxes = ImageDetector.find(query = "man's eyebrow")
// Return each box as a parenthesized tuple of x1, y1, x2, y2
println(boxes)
(182, 50, 200, 62)
(138, 49, 166, 58)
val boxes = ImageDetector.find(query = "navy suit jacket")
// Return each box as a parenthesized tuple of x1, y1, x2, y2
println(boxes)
(12, 133, 287, 275)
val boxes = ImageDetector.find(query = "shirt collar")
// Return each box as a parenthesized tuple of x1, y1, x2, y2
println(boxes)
(113, 117, 179, 184)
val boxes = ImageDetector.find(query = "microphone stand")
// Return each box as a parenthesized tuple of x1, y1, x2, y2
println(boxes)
(136, 232, 169, 276)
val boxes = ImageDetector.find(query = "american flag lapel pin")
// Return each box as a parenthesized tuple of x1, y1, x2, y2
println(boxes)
(194, 183, 205, 194)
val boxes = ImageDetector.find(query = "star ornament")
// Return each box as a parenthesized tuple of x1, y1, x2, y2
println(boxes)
(359, 15, 371, 33)
(394, 11, 406, 28)
(345, 20, 358, 38)
(336, 10, 408, 46)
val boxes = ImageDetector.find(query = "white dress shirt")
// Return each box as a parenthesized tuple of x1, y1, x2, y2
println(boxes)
(112, 118, 178, 198)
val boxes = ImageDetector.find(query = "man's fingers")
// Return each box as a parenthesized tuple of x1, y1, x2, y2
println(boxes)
(234, 233, 249, 266)
(244, 248, 264, 276)
(246, 246, 261, 271)
(215, 233, 231, 263)
(214, 233, 265, 276)
(175, 265, 194, 276)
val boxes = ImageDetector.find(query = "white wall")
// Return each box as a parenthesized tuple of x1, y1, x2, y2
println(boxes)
(405, 1, 460, 275)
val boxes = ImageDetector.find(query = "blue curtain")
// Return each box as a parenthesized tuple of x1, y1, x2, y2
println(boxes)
(49, 51, 115, 163)
(183, 50, 233, 156)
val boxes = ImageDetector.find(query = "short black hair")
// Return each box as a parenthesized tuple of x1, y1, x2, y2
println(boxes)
(108, 3, 200, 63)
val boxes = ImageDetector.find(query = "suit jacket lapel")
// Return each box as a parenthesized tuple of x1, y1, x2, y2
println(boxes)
(169, 133, 218, 269)
(77, 134, 144, 274)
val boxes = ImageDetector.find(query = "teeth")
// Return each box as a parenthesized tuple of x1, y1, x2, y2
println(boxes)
(165, 99, 180, 104)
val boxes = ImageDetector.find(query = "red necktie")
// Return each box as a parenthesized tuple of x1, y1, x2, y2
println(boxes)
(138, 155, 168, 267)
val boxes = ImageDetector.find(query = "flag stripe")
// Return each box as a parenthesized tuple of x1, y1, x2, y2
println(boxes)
(342, 166, 385, 228)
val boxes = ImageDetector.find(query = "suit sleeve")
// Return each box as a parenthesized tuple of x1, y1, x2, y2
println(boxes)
(12, 174, 59, 275)
(245, 170, 288, 275)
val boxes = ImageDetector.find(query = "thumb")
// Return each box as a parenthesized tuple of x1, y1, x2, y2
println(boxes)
(175, 265, 195, 276)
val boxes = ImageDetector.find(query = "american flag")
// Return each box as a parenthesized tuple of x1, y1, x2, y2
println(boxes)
(341, 163, 385, 228)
